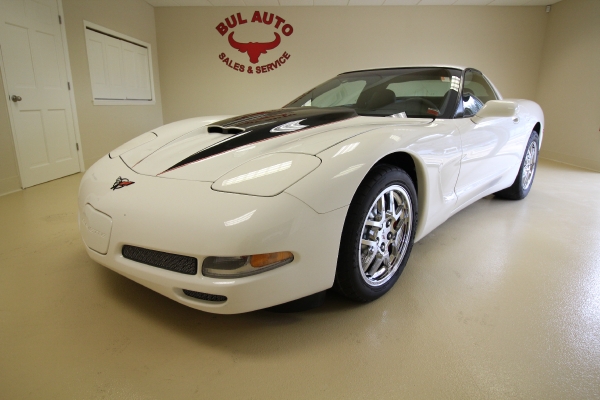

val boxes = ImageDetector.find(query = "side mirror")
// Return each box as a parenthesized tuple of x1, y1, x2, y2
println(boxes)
(471, 100, 518, 124)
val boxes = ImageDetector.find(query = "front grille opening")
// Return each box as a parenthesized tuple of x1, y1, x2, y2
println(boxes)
(183, 289, 227, 303)
(207, 125, 245, 135)
(122, 245, 198, 275)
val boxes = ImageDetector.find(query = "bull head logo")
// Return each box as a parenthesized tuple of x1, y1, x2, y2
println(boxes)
(228, 32, 281, 64)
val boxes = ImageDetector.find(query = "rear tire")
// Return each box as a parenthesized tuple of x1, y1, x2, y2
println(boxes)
(334, 165, 418, 302)
(495, 131, 539, 200)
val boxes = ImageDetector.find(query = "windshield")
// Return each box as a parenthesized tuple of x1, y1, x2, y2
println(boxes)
(284, 67, 462, 119)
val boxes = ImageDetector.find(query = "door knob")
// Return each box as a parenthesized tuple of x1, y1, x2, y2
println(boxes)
(11, 95, 22, 102)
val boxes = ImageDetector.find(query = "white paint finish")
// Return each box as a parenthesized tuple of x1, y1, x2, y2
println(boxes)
(80, 203, 112, 254)
(127, 116, 370, 179)
(79, 68, 544, 312)
(116, 116, 228, 164)
(109, 131, 157, 159)
(453, 117, 517, 208)
(79, 156, 347, 313)
(212, 153, 321, 196)
(0, 0, 80, 188)
(453, 99, 542, 210)
(283, 119, 464, 240)
(470, 99, 518, 123)
(5, 160, 600, 398)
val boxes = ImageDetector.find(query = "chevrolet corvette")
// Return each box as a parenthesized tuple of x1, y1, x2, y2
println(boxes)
(79, 66, 543, 313)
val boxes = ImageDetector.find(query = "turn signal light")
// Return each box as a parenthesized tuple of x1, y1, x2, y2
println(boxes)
(250, 252, 294, 268)
(202, 252, 294, 278)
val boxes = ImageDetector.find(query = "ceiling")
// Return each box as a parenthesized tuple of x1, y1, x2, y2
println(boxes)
(145, 0, 561, 6)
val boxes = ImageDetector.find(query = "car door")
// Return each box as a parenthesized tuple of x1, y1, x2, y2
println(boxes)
(453, 70, 515, 208)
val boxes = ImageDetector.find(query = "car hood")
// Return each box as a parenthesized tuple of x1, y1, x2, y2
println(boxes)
(119, 107, 431, 182)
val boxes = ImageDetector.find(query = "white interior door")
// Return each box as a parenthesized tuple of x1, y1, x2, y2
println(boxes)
(0, 0, 80, 188)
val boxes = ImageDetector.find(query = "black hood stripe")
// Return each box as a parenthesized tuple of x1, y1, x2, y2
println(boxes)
(160, 107, 357, 174)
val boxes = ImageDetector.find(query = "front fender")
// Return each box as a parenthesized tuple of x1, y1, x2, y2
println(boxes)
(285, 121, 463, 241)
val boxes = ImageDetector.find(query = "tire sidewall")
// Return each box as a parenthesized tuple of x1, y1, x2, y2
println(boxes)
(517, 131, 540, 198)
(336, 165, 418, 301)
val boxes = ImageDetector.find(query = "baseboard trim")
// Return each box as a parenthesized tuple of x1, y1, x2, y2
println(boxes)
(539, 150, 600, 173)
(0, 175, 22, 197)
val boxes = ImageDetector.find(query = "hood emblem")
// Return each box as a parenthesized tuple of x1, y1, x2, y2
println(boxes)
(111, 177, 135, 190)
(270, 119, 308, 133)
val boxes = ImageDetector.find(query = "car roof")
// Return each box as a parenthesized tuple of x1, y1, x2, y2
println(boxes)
(340, 65, 468, 75)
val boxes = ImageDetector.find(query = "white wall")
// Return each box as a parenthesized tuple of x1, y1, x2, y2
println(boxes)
(155, 6, 548, 123)
(535, 0, 600, 171)
(2, 1, 596, 197)
(63, 0, 164, 169)
(0, 0, 165, 197)
(0, 70, 20, 195)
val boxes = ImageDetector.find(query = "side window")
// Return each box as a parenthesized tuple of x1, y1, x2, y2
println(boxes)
(462, 94, 484, 117)
(461, 70, 498, 117)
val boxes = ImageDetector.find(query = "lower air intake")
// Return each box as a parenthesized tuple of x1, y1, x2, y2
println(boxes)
(122, 245, 197, 275)
(183, 289, 227, 302)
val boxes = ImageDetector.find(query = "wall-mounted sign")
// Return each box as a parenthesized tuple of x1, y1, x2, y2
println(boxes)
(216, 12, 293, 75)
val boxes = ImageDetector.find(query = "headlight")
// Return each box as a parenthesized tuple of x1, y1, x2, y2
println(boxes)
(109, 131, 157, 158)
(202, 252, 294, 278)
(212, 153, 320, 196)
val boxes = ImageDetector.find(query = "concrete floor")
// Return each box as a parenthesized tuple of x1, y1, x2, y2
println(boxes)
(0, 159, 599, 399)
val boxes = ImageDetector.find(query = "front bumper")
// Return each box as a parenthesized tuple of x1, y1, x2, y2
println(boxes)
(79, 156, 348, 314)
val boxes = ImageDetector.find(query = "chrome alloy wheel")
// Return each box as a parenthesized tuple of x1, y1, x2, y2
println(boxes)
(521, 140, 538, 190)
(359, 185, 413, 287)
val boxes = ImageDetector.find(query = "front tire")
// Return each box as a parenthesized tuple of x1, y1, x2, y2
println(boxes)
(334, 165, 418, 302)
(495, 131, 539, 200)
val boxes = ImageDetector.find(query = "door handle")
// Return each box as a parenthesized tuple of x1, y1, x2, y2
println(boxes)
(11, 95, 22, 102)
(512, 116, 519, 124)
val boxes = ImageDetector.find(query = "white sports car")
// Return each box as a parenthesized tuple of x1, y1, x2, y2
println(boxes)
(79, 66, 543, 314)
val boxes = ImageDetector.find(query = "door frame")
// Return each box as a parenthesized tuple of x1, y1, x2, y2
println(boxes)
(0, 0, 84, 190)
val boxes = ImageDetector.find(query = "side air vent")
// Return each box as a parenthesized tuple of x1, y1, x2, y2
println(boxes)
(207, 125, 245, 135)
(183, 289, 227, 302)
(122, 245, 198, 275)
